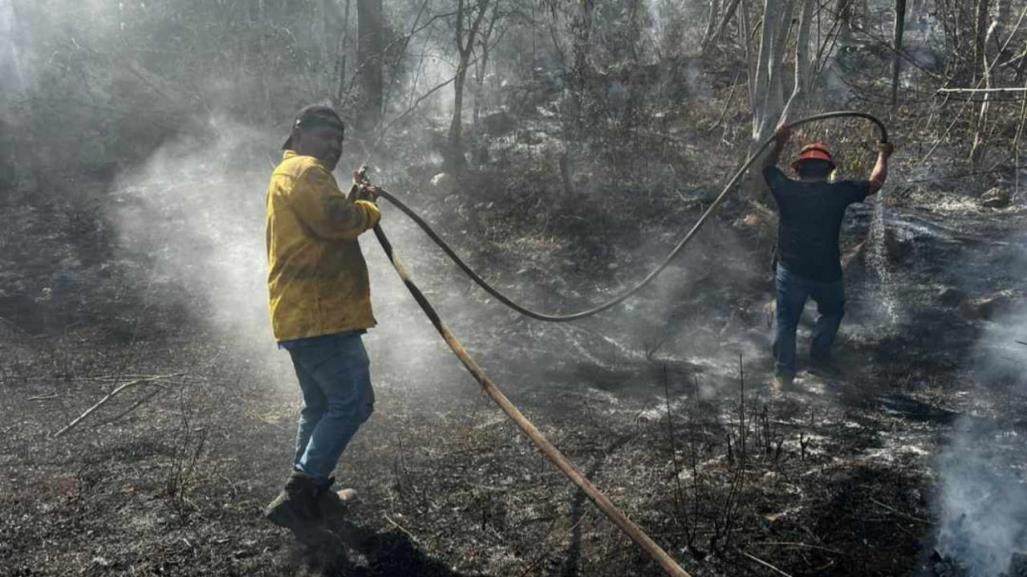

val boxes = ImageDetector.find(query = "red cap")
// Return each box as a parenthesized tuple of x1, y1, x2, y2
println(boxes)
(791, 143, 835, 172)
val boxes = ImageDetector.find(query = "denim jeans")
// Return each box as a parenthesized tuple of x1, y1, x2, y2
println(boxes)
(773, 264, 845, 377)
(286, 332, 375, 486)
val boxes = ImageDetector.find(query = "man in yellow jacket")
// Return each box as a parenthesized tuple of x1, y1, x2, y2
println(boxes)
(263, 105, 382, 530)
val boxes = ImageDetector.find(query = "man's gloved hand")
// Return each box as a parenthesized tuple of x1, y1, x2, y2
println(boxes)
(351, 183, 381, 202)
(349, 167, 382, 202)
(773, 125, 793, 143)
(878, 141, 895, 158)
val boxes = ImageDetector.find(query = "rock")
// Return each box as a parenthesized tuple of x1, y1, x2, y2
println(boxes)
(480, 110, 515, 136)
(1002, 554, 1027, 574)
(958, 289, 1022, 320)
(429, 172, 455, 192)
(937, 287, 967, 307)
(980, 187, 1011, 208)
(1004, 552, 1027, 577)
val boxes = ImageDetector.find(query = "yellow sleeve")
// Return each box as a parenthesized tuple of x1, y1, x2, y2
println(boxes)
(287, 165, 380, 240)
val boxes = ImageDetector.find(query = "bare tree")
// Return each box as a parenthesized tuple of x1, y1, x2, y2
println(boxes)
(891, 0, 908, 107)
(705, 0, 745, 49)
(472, 2, 505, 130)
(751, 0, 797, 143)
(357, 0, 384, 131)
(974, 0, 992, 81)
(702, 0, 723, 49)
(567, 0, 596, 135)
(971, 21, 999, 164)
(446, 0, 492, 171)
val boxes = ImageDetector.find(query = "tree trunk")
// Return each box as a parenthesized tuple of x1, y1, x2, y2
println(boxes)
(784, 0, 814, 116)
(971, 21, 998, 164)
(751, 0, 796, 144)
(446, 0, 491, 172)
(835, 0, 854, 43)
(748, 0, 801, 202)
(472, 4, 500, 132)
(702, 0, 723, 49)
(568, 0, 595, 135)
(973, 0, 991, 81)
(335, 0, 351, 105)
(995, 0, 1013, 53)
(448, 60, 469, 169)
(357, 0, 383, 132)
(709, 0, 745, 48)
(740, 0, 754, 104)
(321, 0, 346, 105)
(891, 0, 907, 108)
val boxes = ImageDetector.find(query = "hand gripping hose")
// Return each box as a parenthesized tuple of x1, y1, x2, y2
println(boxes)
(369, 111, 887, 577)
(375, 111, 888, 322)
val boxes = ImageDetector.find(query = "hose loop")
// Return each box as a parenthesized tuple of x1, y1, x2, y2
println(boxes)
(376, 110, 888, 322)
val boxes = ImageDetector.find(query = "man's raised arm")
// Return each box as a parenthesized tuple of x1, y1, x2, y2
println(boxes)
(868, 142, 894, 194)
(764, 125, 792, 170)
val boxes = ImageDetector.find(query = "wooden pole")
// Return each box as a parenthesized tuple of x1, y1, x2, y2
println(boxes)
(371, 224, 692, 577)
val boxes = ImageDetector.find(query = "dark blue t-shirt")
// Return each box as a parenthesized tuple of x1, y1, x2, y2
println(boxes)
(763, 166, 871, 282)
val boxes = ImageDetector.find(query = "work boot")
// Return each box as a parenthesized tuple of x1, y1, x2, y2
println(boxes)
(319, 485, 358, 520)
(809, 352, 839, 378)
(264, 471, 323, 529)
(772, 371, 795, 392)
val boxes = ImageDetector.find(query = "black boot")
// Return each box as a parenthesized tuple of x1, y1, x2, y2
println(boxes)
(264, 471, 322, 529)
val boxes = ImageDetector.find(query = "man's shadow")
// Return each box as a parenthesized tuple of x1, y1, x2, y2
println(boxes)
(292, 511, 476, 577)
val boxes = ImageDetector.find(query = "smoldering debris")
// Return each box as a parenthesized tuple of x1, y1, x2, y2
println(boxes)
(933, 418, 1027, 577)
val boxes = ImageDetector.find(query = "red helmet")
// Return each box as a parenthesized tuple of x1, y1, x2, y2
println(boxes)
(791, 143, 836, 172)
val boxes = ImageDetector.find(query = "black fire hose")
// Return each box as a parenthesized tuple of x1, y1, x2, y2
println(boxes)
(365, 111, 889, 577)
(374, 110, 888, 322)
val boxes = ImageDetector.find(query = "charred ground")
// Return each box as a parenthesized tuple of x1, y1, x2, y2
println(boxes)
(4, 7, 1027, 576)
(4, 113, 1027, 577)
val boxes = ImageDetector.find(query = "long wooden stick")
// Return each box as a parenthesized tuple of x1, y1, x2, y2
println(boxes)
(371, 225, 692, 577)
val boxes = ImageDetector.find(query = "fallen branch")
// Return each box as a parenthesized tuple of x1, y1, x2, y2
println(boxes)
(53, 373, 184, 438)
(738, 549, 795, 577)
(95, 387, 165, 428)
(937, 87, 1027, 94)
(869, 497, 929, 524)
(28, 393, 59, 401)
(384, 513, 421, 547)
(751, 541, 846, 556)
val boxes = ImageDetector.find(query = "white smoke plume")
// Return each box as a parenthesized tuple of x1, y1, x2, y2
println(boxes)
(934, 419, 1027, 577)
(109, 114, 467, 393)
(933, 235, 1027, 576)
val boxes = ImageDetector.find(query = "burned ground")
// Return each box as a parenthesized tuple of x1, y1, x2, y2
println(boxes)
(3, 134, 1027, 577)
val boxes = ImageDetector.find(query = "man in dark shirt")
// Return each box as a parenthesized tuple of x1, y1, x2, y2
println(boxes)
(763, 127, 893, 388)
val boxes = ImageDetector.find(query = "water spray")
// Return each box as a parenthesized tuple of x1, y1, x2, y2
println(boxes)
(357, 111, 890, 577)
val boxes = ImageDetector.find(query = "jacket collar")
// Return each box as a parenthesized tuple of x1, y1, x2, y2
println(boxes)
(282, 150, 326, 169)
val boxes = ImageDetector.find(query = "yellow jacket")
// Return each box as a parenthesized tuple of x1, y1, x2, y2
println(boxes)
(265, 150, 381, 342)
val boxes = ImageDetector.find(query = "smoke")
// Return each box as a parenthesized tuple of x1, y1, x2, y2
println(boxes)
(934, 419, 1027, 577)
(108, 113, 474, 393)
(932, 236, 1027, 576)
(110, 115, 291, 383)
(0, 0, 26, 97)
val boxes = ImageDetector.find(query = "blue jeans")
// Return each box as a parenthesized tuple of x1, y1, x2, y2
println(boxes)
(773, 265, 845, 377)
(286, 332, 374, 485)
